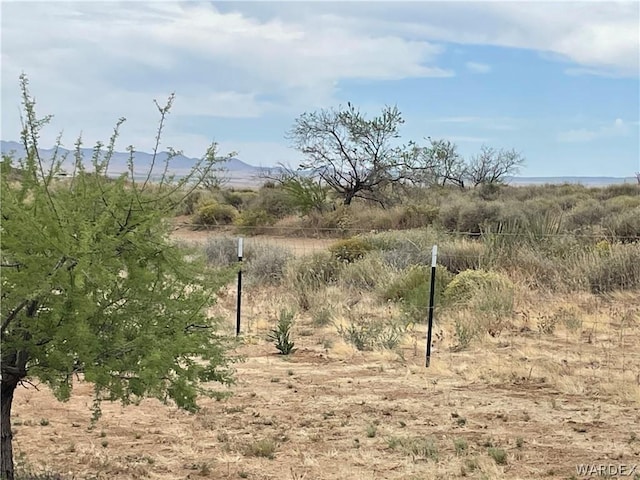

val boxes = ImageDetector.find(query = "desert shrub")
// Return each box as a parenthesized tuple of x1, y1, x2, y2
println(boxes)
(245, 244, 292, 286)
(564, 199, 605, 231)
(603, 195, 640, 214)
(203, 237, 291, 283)
(285, 252, 342, 309)
(336, 315, 410, 351)
(203, 236, 241, 267)
(176, 189, 203, 216)
(387, 436, 439, 462)
(476, 182, 502, 201)
(382, 265, 454, 322)
(396, 204, 439, 229)
(582, 242, 640, 293)
(329, 237, 373, 263)
(339, 252, 389, 290)
(438, 240, 484, 273)
(451, 313, 480, 350)
(603, 206, 640, 242)
(251, 186, 296, 218)
(222, 190, 245, 210)
(597, 183, 640, 200)
(234, 208, 275, 234)
(302, 205, 353, 236)
(504, 247, 566, 291)
(193, 202, 238, 227)
(556, 193, 590, 211)
(365, 229, 445, 270)
(438, 200, 463, 232)
(444, 269, 514, 320)
(522, 197, 563, 222)
(456, 201, 503, 235)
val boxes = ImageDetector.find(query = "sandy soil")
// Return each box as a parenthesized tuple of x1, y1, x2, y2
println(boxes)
(11, 304, 640, 480)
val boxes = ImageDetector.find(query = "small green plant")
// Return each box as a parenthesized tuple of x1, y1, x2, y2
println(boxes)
(268, 310, 297, 355)
(336, 315, 409, 351)
(101, 440, 109, 448)
(454, 437, 468, 456)
(488, 447, 507, 465)
(516, 437, 524, 448)
(312, 307, 333, 327)
(244, 438, 277, 459)
(387, 436, 439, 462)
(39, 418, 49, 427)
(453, 316, 478, 350)
(366, 424, 377, 438)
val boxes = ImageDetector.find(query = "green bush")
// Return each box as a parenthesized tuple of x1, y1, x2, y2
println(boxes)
(176, 189, 203, 216)
(251, 186, 296, 218)
(583, 242, 640, 293)
(285, 252, 342, 309)
(329, 237, 373, 263)
(336, 315, 410, 351)
(193, 202, 238, 227)
(234, 208, 275, 234)
(222, 190, 246, 210)
(339, 252, 389, 290)
(444, 269, 514, 319)
(565, 199, 605, 231)
(438, 240, 485, 273)
(382, 265, 454, 322)
(456, 201, 502, 235)
(603, 206, 640, 242)
(396, 204, 439, 229)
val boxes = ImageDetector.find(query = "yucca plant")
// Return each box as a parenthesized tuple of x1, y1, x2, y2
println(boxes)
(268, 310, 297, 355)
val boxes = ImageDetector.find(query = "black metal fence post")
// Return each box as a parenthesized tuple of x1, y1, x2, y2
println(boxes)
(236, 237, 243, 336)
(426, 245, 438, 367)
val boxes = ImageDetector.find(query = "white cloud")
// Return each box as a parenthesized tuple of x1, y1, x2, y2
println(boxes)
(557, 118, 631, 143)
(465, 62, 491, 74)
(302, 2, 639, 76)
(0, 2, 452, 154)
(1, 1, 637, 161)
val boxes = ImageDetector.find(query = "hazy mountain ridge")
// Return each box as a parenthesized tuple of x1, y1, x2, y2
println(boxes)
(2, 140, 636, 187)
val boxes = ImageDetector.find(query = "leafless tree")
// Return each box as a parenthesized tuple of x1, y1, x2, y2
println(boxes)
(467, 145, 525, 186)
(287, 103, 409, 206)
(409, 137, 467, 189)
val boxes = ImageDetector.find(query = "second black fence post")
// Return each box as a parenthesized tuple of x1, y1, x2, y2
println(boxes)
(426, 245, 438, 367)
(236, 237, 243, 336)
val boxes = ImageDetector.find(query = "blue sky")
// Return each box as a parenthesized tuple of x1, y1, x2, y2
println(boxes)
(1, 1, 639, 177)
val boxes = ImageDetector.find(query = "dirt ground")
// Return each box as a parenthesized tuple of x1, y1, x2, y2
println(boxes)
(12, 300, 640, 480)
(10, 230, 640, 480)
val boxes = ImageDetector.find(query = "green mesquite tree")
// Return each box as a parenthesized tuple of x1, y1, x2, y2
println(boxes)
(0, 75, 236, 479)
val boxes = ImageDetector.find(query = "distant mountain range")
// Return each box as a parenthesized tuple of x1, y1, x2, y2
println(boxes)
(1, 140, 281, 186)
(2, 140, 637, 187)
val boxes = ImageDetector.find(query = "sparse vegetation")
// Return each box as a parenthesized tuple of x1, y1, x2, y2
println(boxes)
(3, 75, 639, 480)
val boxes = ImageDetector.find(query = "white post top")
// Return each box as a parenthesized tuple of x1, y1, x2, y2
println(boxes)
(431, 245, 438, 267)
(238, 237, 244, 259)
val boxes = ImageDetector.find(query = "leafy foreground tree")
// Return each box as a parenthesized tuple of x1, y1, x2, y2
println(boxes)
(0, 75, 237, 480)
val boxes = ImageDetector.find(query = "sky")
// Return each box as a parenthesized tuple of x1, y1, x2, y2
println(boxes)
(1, 0, 639, 177)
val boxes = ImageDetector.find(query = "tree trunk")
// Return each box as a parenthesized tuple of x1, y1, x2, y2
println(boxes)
(343, 190, 355, 205)
(1, 374, 18, 480)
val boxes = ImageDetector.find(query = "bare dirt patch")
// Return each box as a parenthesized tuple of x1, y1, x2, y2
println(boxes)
(12, 312, 640, 480)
